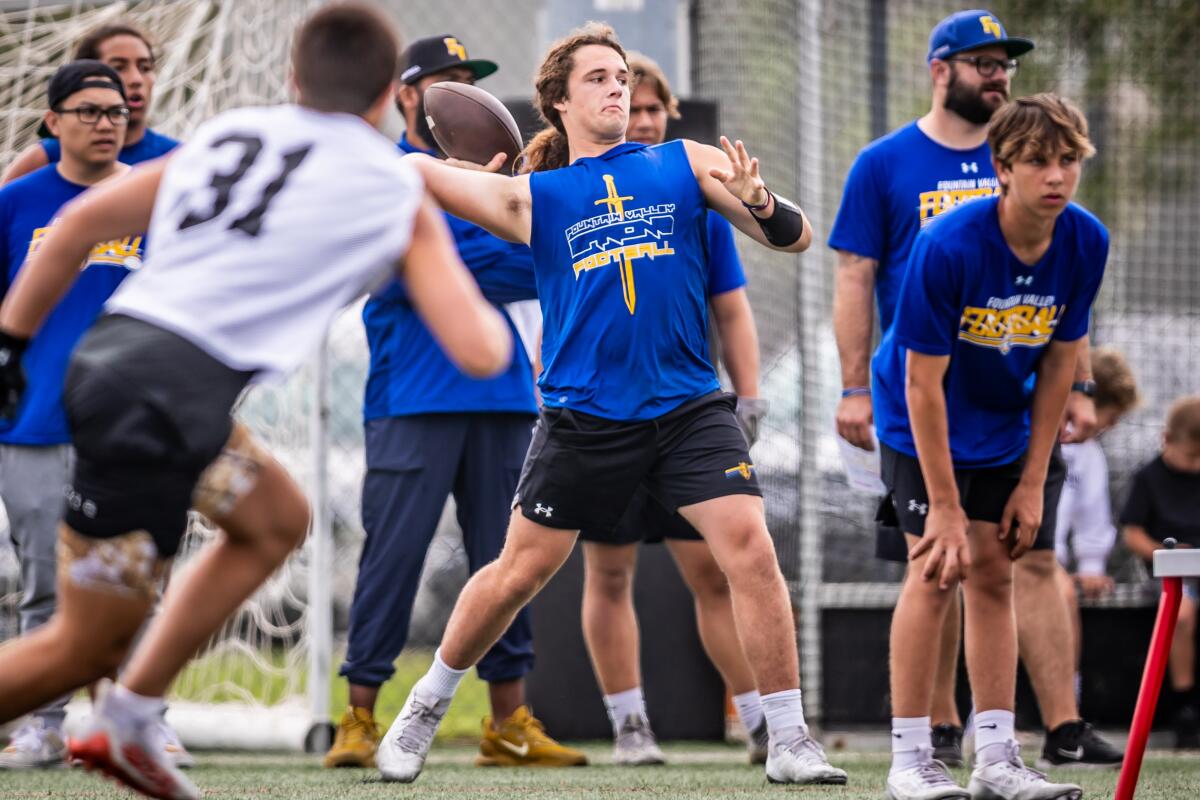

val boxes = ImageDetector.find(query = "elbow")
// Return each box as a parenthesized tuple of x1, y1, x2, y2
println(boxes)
(457, 315, 514, 378)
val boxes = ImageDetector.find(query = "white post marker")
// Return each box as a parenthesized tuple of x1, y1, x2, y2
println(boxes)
(1115, 539, 1200, 800)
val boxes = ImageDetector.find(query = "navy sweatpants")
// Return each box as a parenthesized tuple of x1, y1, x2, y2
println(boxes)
(340, 413, 536, 687)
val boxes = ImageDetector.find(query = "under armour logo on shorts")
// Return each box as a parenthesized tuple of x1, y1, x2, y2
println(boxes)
(534, 503, 554, 518)
(907, 499, 928, 516)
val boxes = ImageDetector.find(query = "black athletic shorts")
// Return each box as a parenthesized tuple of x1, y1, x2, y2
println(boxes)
(62, 314, 254, 557)
(578, 484, 703, 545)
(514, 391, 759, 539)
(875, 442, 1067, 551)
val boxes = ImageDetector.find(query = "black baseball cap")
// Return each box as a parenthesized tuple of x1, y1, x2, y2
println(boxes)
(38, 59, 127, 138)
(399, 34, 498, 85)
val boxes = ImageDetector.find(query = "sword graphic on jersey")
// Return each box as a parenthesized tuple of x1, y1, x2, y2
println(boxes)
(567, 174, 676, 315)
(594, 175, 637, 313)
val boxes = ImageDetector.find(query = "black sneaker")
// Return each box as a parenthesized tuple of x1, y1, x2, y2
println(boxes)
(1176, 705, 1200, 749)
(931, 723, 964, 768)
(1038, 719, 1123, 768)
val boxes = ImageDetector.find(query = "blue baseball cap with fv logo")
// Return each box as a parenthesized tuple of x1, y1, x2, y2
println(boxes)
(927, 9, 1034, 62)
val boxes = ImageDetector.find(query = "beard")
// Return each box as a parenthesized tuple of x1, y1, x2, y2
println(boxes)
(944, 68, 1008, 125)
(412, 93, 442, 155)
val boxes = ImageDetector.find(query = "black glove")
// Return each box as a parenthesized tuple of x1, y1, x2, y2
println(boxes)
(0, 330, 29, 421)
(735, 396, 769, 449)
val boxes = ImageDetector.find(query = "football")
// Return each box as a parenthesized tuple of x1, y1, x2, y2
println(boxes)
(424, 81, 524, 174)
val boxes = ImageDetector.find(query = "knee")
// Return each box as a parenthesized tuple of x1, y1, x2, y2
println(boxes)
(585, 560, 633, 602)
(1015, 550, 1057, 583)
(498, 555, 558, 602)
(684, 560, 731, 604)
(721, 526, 782, 587)
(965, 562, 1013, 604)
(259, 489, 310, 560)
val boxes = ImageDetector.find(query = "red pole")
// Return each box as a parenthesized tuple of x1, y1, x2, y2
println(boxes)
(1114, 576, 1183, 800)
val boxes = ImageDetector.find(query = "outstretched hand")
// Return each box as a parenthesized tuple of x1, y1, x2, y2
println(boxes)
(708, 136, 769, 209)
(444, 152, 508, 174)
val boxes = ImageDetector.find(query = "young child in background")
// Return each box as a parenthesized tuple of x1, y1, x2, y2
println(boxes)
(1121, 394, 1200, 748)
(1053, 347, 1139, 724)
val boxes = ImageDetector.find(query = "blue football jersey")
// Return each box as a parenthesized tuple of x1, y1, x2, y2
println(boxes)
(872, 196, 1107, 467)
(529, 141, 719, 420)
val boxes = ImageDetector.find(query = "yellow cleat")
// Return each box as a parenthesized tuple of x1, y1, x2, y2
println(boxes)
(476, 706, 588, 767)
(322, 706, 380, 768)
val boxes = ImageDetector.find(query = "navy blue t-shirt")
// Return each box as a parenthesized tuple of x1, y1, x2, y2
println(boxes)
(362, 135, 540, 420)
(42, 127, 178, 167)
(872, 197, 1107, 468)
(828, 121, 998, 333)
(0, 166, 143, 444)
(529, 140, 719, 420)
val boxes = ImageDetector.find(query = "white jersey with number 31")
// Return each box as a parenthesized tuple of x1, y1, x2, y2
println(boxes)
(107, 104, 422, 380)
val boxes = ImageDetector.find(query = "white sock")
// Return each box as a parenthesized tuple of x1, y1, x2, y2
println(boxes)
(761, 688, 806, 735)
(890, 716, 932, 774)
(732, 689, 765, 733)
(107, 683, 166, 726)
(1074, 672, 1082, 705)
(414, 648, 468, 700)
(974, 708, 1015, 765)
(603, 687, 647, 731)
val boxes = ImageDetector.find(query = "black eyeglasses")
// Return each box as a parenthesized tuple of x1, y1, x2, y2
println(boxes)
(946, 55, 1019, 78)
(54, 104, 131, 126)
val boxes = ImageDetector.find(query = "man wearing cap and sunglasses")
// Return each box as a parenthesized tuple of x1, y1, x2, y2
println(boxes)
(829, 7, 1120, 788)
(323, 35, 583, 771)
(0, 60, 148, 769)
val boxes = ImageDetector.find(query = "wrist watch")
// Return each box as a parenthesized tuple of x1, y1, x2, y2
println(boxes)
(1071, 380, 1096, 397)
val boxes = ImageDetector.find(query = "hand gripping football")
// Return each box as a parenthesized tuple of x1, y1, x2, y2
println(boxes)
(424, 81, 523, 174)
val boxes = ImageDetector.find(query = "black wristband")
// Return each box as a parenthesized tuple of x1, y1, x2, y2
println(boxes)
(749, 191, 805, 247)
(1071, 380, 1096, 398)
(0, 330, 29, 367)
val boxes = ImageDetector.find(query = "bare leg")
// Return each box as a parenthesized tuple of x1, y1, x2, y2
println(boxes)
(487, 678, 524, 722)
(1055, 566, 1082, 673)
(665, 538, 755, 695)
(0, 547, 151, 722)
(677, 495, 796, 695)
(929, 586, 963, 727)
(121, 442, 310, 697)
(580, 542, 642, 695)
(348, 684, 380, 714)
(439, 511, 577, 670)
(890, 535, 958, 718)
(1014, 551, 1078, 729)
(961, 521, 1016, 714)
(1170, 596, 1197, 693)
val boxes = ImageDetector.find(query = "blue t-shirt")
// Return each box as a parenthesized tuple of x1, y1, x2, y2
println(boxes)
(42, 127, 179, 166)
(362, 135, 540, 420)
(705, 213, 746, 295)
(871, 197, 1107, 468)
(828, 121, 998, 333)
(530, 140, 718, 420)
(0, 166, 143, 445)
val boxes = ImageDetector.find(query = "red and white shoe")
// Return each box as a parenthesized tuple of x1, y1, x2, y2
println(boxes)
(68, 687, 199, 800)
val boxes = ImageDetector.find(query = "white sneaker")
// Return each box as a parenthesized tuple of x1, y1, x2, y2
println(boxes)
(612, 713, 665, 766)
(157, 717, 195, 769)
(967, 742, 1083, 800)
(886, 747, 970, 799)
(377, 687, 450, 783)
(68, 684, 200, 800)
(0, 718, 67, 769)
(747, 719, 769, 765)
(764, 725, 848, 785)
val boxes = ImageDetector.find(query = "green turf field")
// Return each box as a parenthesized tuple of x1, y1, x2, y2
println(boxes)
(2, 746, 1197, 798)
